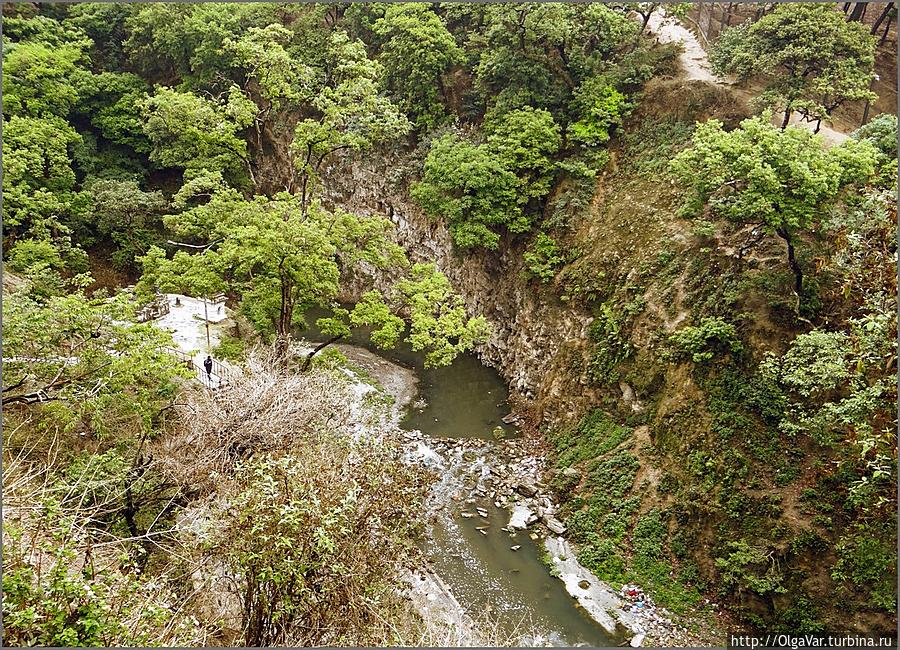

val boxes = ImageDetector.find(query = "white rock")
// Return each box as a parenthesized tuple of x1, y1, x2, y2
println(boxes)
(508, 505, 534, 530)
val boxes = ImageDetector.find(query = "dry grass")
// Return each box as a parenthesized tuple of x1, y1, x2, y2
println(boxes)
(152, 348, 362, 495)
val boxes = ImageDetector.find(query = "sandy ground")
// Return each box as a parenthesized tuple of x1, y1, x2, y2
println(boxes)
(333, 342, 418, 411)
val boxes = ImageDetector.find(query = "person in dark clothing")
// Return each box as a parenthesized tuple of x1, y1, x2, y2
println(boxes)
(203, 355, 213, 379)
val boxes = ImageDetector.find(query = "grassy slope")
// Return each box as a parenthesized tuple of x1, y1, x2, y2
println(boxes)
(540, 78, 896, 638)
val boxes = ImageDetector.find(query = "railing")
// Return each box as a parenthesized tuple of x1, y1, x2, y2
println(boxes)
(158, 346, 238, 390)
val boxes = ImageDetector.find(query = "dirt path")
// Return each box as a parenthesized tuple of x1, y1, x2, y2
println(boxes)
(647, 9, 851, 146)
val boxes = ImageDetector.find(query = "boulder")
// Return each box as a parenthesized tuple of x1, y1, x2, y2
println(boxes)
(543, 515, 567, 535)
(508, 505, 534, 530)
(516, 481, 538, 497)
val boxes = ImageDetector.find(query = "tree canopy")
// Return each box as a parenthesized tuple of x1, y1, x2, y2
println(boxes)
(711, 4, 877, 129)
(670, 115, 878, 297)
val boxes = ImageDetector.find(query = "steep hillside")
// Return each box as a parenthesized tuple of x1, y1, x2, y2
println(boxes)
(319, 76, 897, 636)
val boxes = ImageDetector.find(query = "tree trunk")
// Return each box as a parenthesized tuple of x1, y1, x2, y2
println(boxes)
(871, 2, 894, 33)
(781, 106, 793, 130)
(880, 15, 894, 44)
(301, 334, 344, 371)
(848, 2, 868, 21)
(776, 226, 803, 298)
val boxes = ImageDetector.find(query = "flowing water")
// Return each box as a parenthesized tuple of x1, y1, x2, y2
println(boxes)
(301, 310, 620, 646)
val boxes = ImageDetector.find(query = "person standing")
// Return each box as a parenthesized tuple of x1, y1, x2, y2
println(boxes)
(203, 355, 213, 382)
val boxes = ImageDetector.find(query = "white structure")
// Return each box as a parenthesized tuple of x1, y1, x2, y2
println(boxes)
(153, 294, 236, 389)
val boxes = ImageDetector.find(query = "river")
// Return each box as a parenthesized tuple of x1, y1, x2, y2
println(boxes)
(302, 311, 623, 646)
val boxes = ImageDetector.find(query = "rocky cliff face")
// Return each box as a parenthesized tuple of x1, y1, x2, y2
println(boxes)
(319, 152, 600, 427)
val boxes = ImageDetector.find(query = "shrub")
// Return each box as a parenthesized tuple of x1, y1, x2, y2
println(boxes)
(207, 433, 428, 646)
(715, 540, 786, 596)
(668, 317, 743, 363)
(214, 333, 246, 362)
(588, 302, 634, 383)
(523, 232, 567, 283)
(831, 528, 897, 611)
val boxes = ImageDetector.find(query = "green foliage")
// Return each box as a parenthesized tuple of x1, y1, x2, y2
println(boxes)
(411, 133, 520, 249)
(413, 108, 561, 249)
(208, 437, 427, 646)
(290, 31, 411, 206)
(831, 526, 897, 612)
(396, 263, 491, 368)
(75, 72, 151, 154)
(671, 115, 877, 231)
(373, 4, 462, 129)
(711, 4, 877, 125)
(141, 86, 256, 187)
(222, 24, 313, 111)
(551, 410, 632, 469)
(568, 78, 629, 147)
(715, 540, 786, 597)
(85, 179, 167, 270)
(852, 114, 899, 184)
(670, 115, 878, 296)
(486, 107, 562, 202)
(2, 39, 87, 117)
(6, 238, 65, 275)
(2, 520, 197, 647)
(523, 232, 567, 283)
(668, 317, 743, 363)
(588, 302, 634, 383)
(472, 4, 637, 123)
(2, 289, 188, 439)
(2, 115, 81, 235)
(852, 114, 898, 159)
(214, 333, 246, 362)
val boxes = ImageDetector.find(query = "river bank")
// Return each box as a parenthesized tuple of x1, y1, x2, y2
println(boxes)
(323, 336, 705, 646)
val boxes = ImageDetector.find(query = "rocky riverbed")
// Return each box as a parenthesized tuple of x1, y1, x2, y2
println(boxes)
(309, 339, 713, 647)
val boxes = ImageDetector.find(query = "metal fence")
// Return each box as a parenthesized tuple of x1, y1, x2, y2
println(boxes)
(159, 346, 237, 389)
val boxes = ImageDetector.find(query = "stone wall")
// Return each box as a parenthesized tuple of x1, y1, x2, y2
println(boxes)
(318, 150, 600, 426)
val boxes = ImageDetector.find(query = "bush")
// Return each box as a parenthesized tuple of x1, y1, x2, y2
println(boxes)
(588, 302, 634, 383)
(207, 433, 428, 646)
(214, 333, 245, 362)
(3, 501, 204, 647)
(715, 540, 786, 596)
(551, 410, 632, 469)
(523, 232, 567, 283)
(668, 317, 743, 363)
(831, 528, 897, 612)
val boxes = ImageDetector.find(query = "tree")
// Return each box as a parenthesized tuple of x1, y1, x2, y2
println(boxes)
(1, 27, 89, 118)
(138, 191, 487, 366)
(710, 4, 877, 130)
(140, 86, 257, 188)
(2, 289, 186, 435)
(412, 108, 561, 249)
(473, 4, 636, 122)
(567, 76, 629, 147)
(2, 115, 82, 238)
(411, 134, 520, 249)
(373, 3, 462, 129)
(86, 180, 168, 270)
(121, 3, 275, 85)
(289, 31, 410, 209)
(396, 263, 491, 368)
(74, 71, 151, 153)
(670, 115, 878, 302)
(486, 107, 561, 203)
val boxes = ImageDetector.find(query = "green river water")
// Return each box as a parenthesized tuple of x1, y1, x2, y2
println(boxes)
(302, 312, 620, 646)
